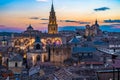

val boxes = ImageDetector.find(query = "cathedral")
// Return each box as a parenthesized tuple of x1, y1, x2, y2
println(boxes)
(9, 1, 71, 67)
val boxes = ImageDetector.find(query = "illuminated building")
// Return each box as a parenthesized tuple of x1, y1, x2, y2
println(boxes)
(48, 1, 58, 34)
(1, 36, 8, 47)
(85, 20, 102, 37)
(8, 1, 70, 67)
(27, 36, 48, 66)
(23, 24, 42, 36)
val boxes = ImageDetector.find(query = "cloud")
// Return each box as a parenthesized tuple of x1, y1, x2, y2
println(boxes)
(79, 22, 90, 24)
(104, 19, 120, 23)
(36, 0, 48, 2)
(40, 23, 48, 24)
(40, 18, 90, 25)
(29, 17, 49, 20)
(29, 17, 39, 20)
(94, 7, 110, 11)
(59, 20, 78, 23)
(40, 18, 49, 20)
(64, 20, 76, 22)
(60, 20, 90, 24)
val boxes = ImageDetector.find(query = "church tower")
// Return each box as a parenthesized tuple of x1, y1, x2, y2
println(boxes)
(48, 0, 58, 34)
(95, 19, 99, 28)
(94, 19, 100, 35)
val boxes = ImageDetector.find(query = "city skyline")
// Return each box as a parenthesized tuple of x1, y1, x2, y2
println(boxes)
(0, 0, 120, 32)
(0, 1, 120, 80)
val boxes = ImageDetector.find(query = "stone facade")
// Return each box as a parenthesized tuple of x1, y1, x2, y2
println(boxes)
(50, 45, 71, 66)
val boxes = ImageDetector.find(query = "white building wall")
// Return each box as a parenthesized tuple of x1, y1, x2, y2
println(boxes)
(9, 61, 22, 67)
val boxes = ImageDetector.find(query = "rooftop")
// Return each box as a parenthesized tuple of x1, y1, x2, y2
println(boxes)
(9, 54, 23, 61)
(72, 46, 96, 54)
(69, 36, 80, 44)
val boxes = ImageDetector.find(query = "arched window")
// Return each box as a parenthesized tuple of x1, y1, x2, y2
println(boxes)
(44, 56, 47, 62)
(15, 62, 18, 67)
(15, 40, 21, 46)
(36, 55, 41, 61)
(55, 39, 62, 45)
(46, 39, 52, 44)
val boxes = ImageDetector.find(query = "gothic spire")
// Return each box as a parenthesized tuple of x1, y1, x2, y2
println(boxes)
(51, 0, 54, 12)
(48, 0, 58, 34)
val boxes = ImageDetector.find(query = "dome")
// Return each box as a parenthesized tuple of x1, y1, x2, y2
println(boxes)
(69, 36, 80, 44)
(27, 24, 33, 30)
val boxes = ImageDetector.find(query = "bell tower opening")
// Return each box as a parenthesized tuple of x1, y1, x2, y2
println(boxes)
(15, 62, 18, 67)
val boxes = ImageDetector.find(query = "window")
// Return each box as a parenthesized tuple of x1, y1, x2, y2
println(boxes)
(15, 62, 18, 67)
(36, 55, 41, 61)
(36, 44, 40, 50)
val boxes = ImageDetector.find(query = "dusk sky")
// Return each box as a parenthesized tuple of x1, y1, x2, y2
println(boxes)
(0, 0, 120, 32)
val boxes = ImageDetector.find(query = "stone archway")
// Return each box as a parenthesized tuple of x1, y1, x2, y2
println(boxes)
(24, 39, 30, 44)
(55, 39, 62, 45)
(36, 55, 41, 62)
(43, 55, 47, 62)
(46, 39, 52, 45)
(14, 39, 21, 46)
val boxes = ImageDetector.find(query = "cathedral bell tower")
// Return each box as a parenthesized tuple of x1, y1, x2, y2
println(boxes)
(48, 0, 58, 34)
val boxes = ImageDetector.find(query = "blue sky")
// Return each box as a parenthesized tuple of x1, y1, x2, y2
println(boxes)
(0, 0, 120, 32)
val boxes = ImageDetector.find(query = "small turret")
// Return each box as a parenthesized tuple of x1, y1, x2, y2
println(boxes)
(27, 24, 33, 31)
(95, 19, 99, 27)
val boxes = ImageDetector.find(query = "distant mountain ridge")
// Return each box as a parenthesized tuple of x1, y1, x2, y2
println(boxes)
(0, 32, 19, 36)
(0, 25, 120, 36)
(59, 25, 120, 32)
